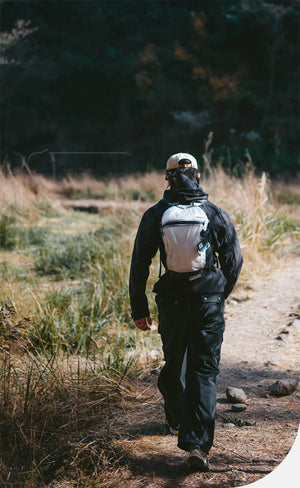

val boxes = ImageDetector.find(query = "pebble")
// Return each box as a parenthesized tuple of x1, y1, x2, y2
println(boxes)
(231, 403, 247, 412)
(223, 423, 235, 429)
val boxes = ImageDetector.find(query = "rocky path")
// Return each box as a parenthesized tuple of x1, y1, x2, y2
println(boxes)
(100, 258, 300, 488)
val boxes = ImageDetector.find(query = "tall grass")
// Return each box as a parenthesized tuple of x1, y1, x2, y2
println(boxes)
(0, 350, 125, 486)
(0, 296, 143, 485)
(0, 167, 299, 486)
(0, 168, 298, 356)
(202, 168, 299, 276)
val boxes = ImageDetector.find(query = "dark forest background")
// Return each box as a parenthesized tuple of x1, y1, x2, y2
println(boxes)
(1, 0, 299, 176)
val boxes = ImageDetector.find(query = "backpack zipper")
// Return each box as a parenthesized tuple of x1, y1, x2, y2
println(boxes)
(162, 220, 205, 228)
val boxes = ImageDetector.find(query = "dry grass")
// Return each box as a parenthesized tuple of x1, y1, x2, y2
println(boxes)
(0, 166, 298, 324)
(0, 167, 299, 487)
(0, 353, 129, 487)
(0, 169, 58, 212)
(54, 171, 163, 202)
(1, 165, 298, 218)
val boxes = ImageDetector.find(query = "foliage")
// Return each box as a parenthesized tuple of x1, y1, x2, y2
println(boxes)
(1, 0, 299, 175)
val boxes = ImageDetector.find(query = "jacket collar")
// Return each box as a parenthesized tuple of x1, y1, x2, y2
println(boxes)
(163, 186, 209, 204)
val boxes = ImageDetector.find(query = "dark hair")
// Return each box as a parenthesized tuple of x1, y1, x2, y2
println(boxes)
(166, 167, 200, 188)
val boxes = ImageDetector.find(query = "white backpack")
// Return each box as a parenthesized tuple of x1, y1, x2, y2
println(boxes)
(161, 203, 211, 273)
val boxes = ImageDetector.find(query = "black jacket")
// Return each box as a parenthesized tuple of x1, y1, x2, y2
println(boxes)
(129, 186, 243, 320)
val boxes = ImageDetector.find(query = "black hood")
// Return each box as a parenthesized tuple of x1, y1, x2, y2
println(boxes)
(163, 186, 209, 204)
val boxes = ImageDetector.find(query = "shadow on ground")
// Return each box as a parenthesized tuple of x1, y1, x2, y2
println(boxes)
(112, 443, 276, 488)
(106, 362, 299, 488)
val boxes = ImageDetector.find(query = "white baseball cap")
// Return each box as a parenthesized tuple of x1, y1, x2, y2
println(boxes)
(166, 152, 198, 170)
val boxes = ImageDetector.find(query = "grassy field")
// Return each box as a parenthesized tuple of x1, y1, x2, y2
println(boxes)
(0, 167, 299, 487)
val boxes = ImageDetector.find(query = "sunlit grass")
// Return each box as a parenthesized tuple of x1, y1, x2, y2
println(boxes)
(0, 168, 299, 485)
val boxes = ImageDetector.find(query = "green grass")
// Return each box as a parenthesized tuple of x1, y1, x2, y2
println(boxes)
(0, 261, 30, 282)
(35, 199, 61, 218)
(277, 191, 300, 206)
(0, 214, 17, 249)
(34, 232, 103, 278)
(0, 207, 154, 361)
(127, 188, 156, 201)
(0, 213, 50, 251)
(31, 282, 111, 354)
(0, 170, 299, 486)
(264, 213, 299, 250)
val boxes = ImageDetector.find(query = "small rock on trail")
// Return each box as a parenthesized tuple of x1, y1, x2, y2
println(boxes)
(226, 387, 247, 404)
(269, 378, 299, 397)
(231, 403, 247, 412)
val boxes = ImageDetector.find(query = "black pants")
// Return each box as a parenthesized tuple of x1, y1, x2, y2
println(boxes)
(155, 293, 225, 453)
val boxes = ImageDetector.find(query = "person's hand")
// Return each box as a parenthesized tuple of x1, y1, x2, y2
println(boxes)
(134, 316, 152, 331)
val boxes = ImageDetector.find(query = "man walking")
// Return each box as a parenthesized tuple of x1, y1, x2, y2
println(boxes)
(129, 153, 243, 470)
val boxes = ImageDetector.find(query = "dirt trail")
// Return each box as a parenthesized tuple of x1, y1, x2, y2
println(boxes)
(98, 256, 300, 488)
(222, 257, 300, 371)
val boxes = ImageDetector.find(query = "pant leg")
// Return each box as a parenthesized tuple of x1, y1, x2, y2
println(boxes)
(156, 295, 188, 429)
(178, 294, 225, 453)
